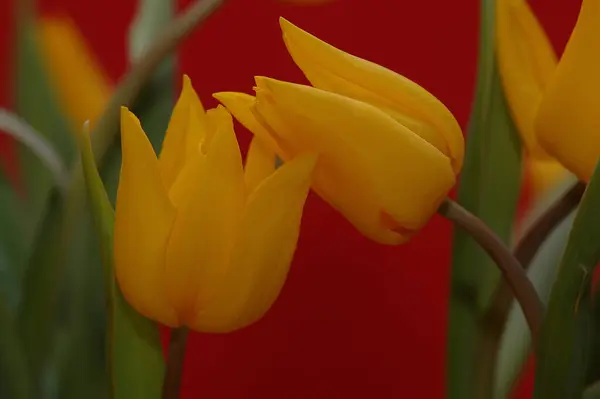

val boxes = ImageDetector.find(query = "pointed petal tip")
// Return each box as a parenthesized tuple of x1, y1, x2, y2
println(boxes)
(212, 91, 235, 103)
(254, 76, 282, 92)
(213, 91, 257, 107)
(279, 16, 292, 30)
(182, 74, 194, 91)
(119, 105, 130, 117)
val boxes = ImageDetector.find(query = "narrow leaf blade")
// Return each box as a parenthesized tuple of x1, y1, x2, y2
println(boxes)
(533, 162, 600, 399)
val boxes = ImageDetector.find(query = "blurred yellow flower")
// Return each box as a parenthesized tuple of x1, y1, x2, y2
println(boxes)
(114, 76, 317, 333)
(495, 0, 568, 197)
(215, 18, 463, 245)
(535, 0, 600, 182)
(36, 16, 112, 131)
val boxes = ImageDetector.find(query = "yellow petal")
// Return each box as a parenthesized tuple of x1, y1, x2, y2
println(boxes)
(213, 91, 289, 157)
(189, 154, 317, 333)
(527, 158, 570, 200)
(279, 17, 464, 172)
(164, 113, 246, 324)
(37, 17, 112, 131)
(245, 137, 276, 194)
(159, 75, 207, 189)
(496, 0, 557, 158)
(203, 105, 233, 152)
(114, 107, 178, 326)
(535, 0, 600, 182)
(254, 77, 455, 245)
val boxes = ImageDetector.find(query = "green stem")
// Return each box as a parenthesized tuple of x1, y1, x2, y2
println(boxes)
(439, 198, 545, 346)
(161, 328, 190, 399)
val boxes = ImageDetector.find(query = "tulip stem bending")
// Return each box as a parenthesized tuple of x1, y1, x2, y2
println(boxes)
(473, 181, 585, 398)
(438, 198, 544, 346)
(483, 181, 585, 339)
(162, 327, 190, 399)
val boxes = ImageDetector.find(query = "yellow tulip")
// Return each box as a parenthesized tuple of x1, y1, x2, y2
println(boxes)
(36, 16, 112, 131)
(114, 76, 317, 333)
(496, 0, 557, 159)
(278, 18, 464, 173)
(527, 159, 570, 201)
(495, 0, 569, 197)
(535, 0, 600, 182)
(215, 78, 456, 245)
(214, 19, 462, 245)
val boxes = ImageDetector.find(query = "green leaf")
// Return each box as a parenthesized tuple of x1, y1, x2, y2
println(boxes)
(0, 172, 27, 312)
(447, 0, 522, 397)
(14, 21, 75, 240)
(13, 18, 76, 388)
(0, 297, 31, 399)
(78, 126, 165, 399)
(494, 177, 578, 399)
(17, 191, 66, 387)
(533, 162, 600, 399)
(585, 286, 600, 386)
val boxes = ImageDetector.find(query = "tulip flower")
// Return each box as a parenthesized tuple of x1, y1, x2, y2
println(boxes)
(535, 0, 600, 182)
(215, 19, 462, 245)
(36, 16, 112, 130)
(114, 76, 317, 333)
(495, 0, 569, 198)
(278, 18, 464, 173)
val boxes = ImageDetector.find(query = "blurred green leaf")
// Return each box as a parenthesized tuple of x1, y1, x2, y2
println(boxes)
(447, 0, 522, 397)
(586, 286, 600, 387)
(0, 298, 31, 399)
(0, 172, 27, 311)
(494, 177, 578, 399)
(13, 17, 76, 390)
(14, 22, 75, 240)
(533, 163, 600, 399)
(78, 124, 165, 399)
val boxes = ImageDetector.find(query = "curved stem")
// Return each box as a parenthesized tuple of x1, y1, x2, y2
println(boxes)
(162, 328, 190, 399)
(438, 198, 545, 346)
(483, 181, 585, 336)
(473, 181, 585, 398)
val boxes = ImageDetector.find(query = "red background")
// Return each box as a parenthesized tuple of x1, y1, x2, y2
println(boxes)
(0, 0, 582, 397)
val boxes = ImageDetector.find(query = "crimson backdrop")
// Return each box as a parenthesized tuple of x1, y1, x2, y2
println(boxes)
(0, 0, 582, 397)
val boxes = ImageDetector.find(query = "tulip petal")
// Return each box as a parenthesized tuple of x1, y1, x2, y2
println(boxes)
(37, 17, 112, 131)
(189, 154, 317, 332)
(115, 107, 178, 326)
(496, 0, 557, 158)
(245, 137, 276, 194)
(204, 105, 232, 151)
(159, 75, 207, 189)
(254, 77, 455, 244)
(279, 17, 464, 172)
(164, 113, 245, 324)
(535, 0, 600, 182)
(213, 91, 289, 158)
